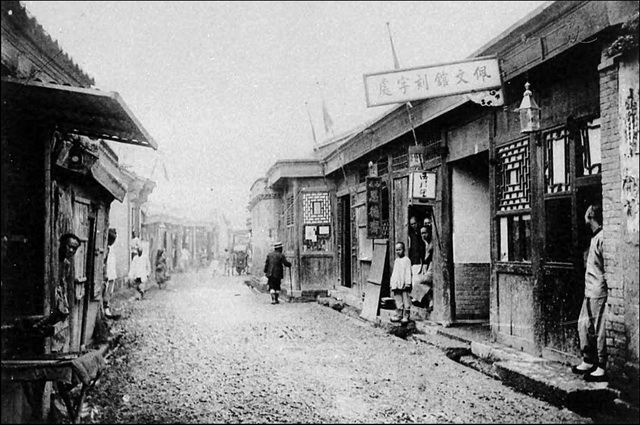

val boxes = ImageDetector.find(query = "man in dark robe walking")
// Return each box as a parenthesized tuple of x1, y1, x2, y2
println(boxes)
(264, 241, 291, 304)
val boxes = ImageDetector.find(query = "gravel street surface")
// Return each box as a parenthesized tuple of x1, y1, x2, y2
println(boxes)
(83, 270, 592, 424)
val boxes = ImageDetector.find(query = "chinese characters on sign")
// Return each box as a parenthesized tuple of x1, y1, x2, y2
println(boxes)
(364, 56, 502, 107)
(409, 171, 437, 201)
(366, 177, 384, 239)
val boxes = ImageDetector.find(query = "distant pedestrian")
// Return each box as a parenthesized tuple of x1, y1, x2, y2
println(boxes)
(181, 246, 190, 272)
(223, 249, 231, 276)
(198, 248, 208, 272)
(155, 248, 168, 288)
(572, 203, 608, 382)
(264, 241, 291, 304)
(130, 230, 141, 260)
(390, 242, 412, 323)
(129, 246, 150, 299)
(211, 254, 220, 277)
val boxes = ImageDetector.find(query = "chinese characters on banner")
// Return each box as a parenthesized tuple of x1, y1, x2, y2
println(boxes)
(409, 171, 437, 200)
(364, 56, 502, 107)
(366, 177, 384, 239)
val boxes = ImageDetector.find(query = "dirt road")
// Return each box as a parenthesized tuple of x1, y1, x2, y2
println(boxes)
(83, 271, 590, 423)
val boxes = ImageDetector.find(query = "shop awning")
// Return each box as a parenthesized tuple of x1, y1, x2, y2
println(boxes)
(91, 155, 127, 203)
(1, 77, 158, 150)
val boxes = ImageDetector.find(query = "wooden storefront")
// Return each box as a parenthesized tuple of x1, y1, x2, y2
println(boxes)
(253, 160, 336, 297)
(1, 8, 158, 418)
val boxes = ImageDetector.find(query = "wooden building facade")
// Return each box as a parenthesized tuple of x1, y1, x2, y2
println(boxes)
(316, 0, 638, 398)
(249, 159, 337, 297)
(1, 2, 158, 422)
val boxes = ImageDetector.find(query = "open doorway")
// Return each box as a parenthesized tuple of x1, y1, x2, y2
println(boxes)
(339, 195, 352, 288)
(407, 203, 435, 310)
(451, 152, 490, 322)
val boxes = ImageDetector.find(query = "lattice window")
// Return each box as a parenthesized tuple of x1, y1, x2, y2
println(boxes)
(303, 192, 330, 224)
(497, 139, 530, 211)
(391, 148, 408, 171)
(544, 128, 571, 193)
(285, 193, 294, 227)
(377, 156, 388, 176)
(577, 118, 602, 177)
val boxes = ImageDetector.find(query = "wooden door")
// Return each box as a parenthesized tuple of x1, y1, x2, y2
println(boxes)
(393, 175, 409, 262)
(539, 120, 602, 360)
(70, 198, 98, 351)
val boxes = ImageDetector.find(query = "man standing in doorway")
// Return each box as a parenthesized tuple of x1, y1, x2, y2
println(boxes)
(264, 241, 291, 304)
(35, 233, 81, 351)
(103, 228, 118, 318)
(571, 203, 608, 382)
(408, 216, 426, 287)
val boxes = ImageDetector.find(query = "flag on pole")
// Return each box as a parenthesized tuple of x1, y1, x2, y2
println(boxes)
(162, 161, 170, 181)
(322, 99, 333, 135)
(305, 102, 318, 144)
(387, 22, 400, 70)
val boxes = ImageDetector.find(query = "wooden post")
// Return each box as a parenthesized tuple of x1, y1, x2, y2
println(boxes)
(488, 111, 499, 340)
(293, 180, 301, 292)
(437, 129, 454, 325)
(529, 131, 545, 357)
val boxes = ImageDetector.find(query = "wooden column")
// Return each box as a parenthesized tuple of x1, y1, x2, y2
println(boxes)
(293, 180, 302, 291)
(488, 111, 499, 340)
(529, 131, 545, 357)
(437, 130, 454, 325)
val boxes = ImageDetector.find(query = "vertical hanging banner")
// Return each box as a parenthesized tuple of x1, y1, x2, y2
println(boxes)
(366, 177, 384, 239)
(364, 56, 501, 107)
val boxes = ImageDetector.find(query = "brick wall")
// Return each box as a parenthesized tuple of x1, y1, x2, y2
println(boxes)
(598, 49, 640, 400)
(599, 53, 624, 374)
(454, 263, 490, 320)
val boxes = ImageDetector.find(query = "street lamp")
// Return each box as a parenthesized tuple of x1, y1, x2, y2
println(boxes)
(515, 82, 541, 133)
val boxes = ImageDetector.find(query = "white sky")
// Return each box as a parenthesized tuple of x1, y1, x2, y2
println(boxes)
(22, 1, 547, 227)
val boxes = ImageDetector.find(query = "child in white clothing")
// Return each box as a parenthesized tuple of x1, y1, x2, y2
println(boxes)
(390, 242, 412, 323)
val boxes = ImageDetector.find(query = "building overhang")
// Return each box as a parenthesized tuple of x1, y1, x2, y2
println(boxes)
(91, 144, 127, 202)
(1, 77, 158, 150)
(322, 95, 467, 175)
(266, 159, 324, 188)
(321, 1, 639, 176)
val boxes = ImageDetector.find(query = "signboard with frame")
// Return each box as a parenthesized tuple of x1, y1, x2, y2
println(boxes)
(409, 171, 437, 201)
(364, 56, 501, 107)
(366, 177, 384, 239)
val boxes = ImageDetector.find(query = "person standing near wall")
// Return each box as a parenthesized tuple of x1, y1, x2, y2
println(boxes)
(390, 242, 413, 323)
(571, 204, 608, 382)
(103, 228, 117, 318)
(264, 241, 291, 304)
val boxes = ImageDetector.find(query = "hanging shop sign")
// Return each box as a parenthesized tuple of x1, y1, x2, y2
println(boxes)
(366, 177, 384, 239)
(408, 145, 428, 168)
(364, 56, 501, 107)
(409, 171, 437, 201)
